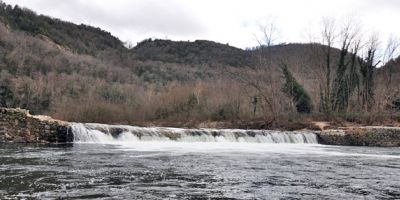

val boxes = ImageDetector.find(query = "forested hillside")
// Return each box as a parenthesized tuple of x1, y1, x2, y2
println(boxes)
(0, 2, 124, 55)
(0, 1, 399, 127)
(132, 39, 255, 67)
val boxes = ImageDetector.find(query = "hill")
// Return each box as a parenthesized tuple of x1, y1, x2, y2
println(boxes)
(0, 1, 398, 126)
(132, 39, 255, 67)
(0, 2, 124, 55)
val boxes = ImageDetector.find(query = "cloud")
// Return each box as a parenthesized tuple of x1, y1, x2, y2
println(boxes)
(3, 0, 206, 36)
(2, 0, 400, 49)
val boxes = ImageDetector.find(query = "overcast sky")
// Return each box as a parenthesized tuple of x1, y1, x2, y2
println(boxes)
(2, 0, 400, 49)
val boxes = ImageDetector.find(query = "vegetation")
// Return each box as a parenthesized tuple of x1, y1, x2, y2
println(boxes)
(0, 2, 124, 55)
(0, 1, 399, 128)
(132, 39, 254, 67)
(281, 64, 313, 114)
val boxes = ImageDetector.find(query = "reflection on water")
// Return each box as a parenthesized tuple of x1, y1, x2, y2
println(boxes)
(0, 143, 400, 199)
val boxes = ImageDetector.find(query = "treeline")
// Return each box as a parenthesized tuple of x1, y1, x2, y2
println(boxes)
(0, 15, 252, 124)
(235, 19, 400, 124)
(0, 1, 124, 55)
(0, 1, 399, 127)
(132, 39, 255, 67)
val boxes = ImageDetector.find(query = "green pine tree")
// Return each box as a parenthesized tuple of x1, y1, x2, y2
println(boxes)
(281, 64, 313, 114)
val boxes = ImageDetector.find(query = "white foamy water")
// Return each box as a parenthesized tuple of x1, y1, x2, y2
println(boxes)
(2, 125, 400, 199)
(68, 123, 400, 159)
(70, 123, 319, 145)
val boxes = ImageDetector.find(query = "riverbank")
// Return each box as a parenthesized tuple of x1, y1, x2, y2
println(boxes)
(1, 107, 400, 146)
(131, 113, 400, 132)
(318, 127, 400, 147)
(0, 107, 70, 143)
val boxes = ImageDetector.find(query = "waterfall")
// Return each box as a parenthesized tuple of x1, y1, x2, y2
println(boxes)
(70, 123, 319, 144)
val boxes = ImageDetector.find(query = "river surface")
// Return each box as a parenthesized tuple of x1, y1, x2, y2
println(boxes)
(0, 124, 400, 199)
(1, 143, 400, 199)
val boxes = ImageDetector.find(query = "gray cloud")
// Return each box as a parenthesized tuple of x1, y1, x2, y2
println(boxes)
(364, 0, 400, 10)
(4, 0, 206, 36)
(2, 0, 400, 49)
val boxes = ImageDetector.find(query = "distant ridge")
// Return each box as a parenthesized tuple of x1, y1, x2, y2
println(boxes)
(132, 39, 255, 67)
(0, 1, 124, 55)
(0, 0, 398, 123)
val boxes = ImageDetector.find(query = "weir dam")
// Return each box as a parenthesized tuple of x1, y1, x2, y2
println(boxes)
(1, 107, 399, 146)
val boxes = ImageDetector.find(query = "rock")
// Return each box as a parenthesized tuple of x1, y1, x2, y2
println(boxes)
(311, 121, 330, 131)
(13, 136, 25, 143)
(316, 126, 400, 147)
(4, 132, 12, 139)
(0, 107, 71, 143)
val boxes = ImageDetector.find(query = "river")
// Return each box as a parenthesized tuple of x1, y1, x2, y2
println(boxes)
(0, 123, 399, 199)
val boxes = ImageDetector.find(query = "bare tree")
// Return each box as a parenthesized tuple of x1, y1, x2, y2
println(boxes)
(257, 21, 278, 47)
(357, 34, 380, 111)
(226, 20, 285, 121)
(319, 18, 336, 113)
(382, 35, 400, 85)
(331, 19, 361, 112)
(374, 36, 400, 113)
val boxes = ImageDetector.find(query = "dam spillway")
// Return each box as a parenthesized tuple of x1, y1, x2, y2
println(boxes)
(70, 123, 319, 144)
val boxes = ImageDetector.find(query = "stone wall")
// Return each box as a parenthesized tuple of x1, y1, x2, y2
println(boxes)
(0, 107, 72, 143)
(317, 127, 400, 147)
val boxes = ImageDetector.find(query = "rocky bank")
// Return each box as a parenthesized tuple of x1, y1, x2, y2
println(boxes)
(316, 127, 400, 147)
(0, 107, 71, 143)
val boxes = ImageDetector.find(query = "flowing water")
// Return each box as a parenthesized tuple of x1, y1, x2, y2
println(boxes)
(0, 123, 399, 199)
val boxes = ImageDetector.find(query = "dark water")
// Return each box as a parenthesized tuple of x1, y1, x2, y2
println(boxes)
(0, 143, 399, 199)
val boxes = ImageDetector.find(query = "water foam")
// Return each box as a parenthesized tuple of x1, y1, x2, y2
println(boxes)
(70, 123, 319, 144)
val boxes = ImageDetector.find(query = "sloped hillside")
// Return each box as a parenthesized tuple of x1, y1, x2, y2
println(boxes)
(0, 1, 398, 126)
(132, 39, 255, 67)
(0, 2, 124, 55)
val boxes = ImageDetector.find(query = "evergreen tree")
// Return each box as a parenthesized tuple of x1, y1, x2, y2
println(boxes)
(281, 64, 313, 113)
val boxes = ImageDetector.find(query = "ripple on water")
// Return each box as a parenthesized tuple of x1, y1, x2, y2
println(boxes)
(0, 143, 399, 199)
